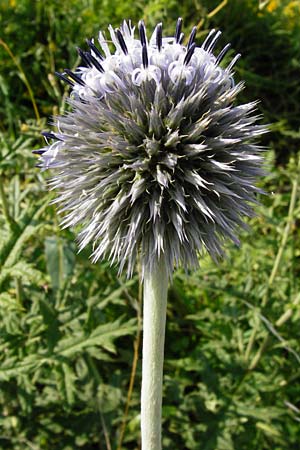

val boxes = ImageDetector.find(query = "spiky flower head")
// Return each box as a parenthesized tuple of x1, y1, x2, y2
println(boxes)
(35, 19, 266, 278)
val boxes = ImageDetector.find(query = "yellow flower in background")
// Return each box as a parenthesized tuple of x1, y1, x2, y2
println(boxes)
(266, 0, 300, 29)
(283, 1, 300, 28)
(266, 0, 278, 12)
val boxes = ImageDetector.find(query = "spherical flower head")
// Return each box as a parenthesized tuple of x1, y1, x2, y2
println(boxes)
(36, 19, 267, 278)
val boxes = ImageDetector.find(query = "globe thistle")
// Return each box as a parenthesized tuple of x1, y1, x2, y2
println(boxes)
(35, 19, 266, 279)
(35, 19, 267, 450)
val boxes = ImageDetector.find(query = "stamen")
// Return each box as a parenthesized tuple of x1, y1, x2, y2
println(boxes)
(201, 29, 216, 50)
(64, 69, 85, 86)
(77, 47, 93, 67)
(206, 30, 222, 53)
(216, 43, 231, 64)
(86, 39, 104, 60)
(226, 53, 241, 72)
(156, 23, 162, 51)
(178, 33, 184, 45)
(115, 29, 128, 54)
(41, 132, 61, 141)
(187, 26, 197, 49)
(85, 53, 105, 73)
(55, 71, 74, 87)
(138, 20, 147, 46)
(184, 43, 196, 65)
(142, 44, 148, 68)
(175, 18, 183, 43)
(32, 149, 46, 155)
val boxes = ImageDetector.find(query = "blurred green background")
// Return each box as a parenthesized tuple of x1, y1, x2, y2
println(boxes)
(0, 0, 300, 448)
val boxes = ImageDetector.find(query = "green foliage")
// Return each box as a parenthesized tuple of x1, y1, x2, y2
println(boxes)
(202, 0, 300, 165)
(0, 0, 300, 449)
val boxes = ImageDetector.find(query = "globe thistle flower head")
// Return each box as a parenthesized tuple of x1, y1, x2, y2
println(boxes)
(35, 19, 267, 278)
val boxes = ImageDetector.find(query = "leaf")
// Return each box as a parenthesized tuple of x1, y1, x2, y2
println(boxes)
(236, 405, 285, 421)
(0, 198, 49, 289)
(0, 318, 136, 380)
(0, 261, 43, 285)
(62, 362, 77, 405)
(97, 383, 122, 413)
(44, 235, 76, 291)
(0, 356, 47, 381)
(256, 421, 281, 437)
(55, 318, 136, 357)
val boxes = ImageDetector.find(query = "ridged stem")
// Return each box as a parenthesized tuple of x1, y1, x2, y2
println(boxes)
(141, 257, 168, 450)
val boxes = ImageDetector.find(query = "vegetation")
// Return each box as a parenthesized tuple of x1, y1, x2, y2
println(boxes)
(0, 0, 299, 448)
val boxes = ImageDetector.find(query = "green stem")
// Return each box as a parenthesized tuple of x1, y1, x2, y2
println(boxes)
(117, 278, 142, 450)
(15, 277, 23, 307)
(0, 177, 19, 232)
(248, 292, 300, 371)
(0, 180, 12, 226)
(246, 154, 300, 366)
(141, 257, 168, 450)
(86, 355, 112, 450)
(0, 39, 40, 123)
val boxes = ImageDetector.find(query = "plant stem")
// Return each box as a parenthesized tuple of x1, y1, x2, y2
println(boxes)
(0, 38, 40, 123)
(245, 154, 300, 365)
(86, 354, 112, 450)
(141, 256, 168, 450)
(0, 178, 17, 230)
(117, 278, 142, 450)
(248, 292, 300, 371)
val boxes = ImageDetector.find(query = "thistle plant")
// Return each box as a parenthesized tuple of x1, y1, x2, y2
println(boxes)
(34, 18, 266, 450)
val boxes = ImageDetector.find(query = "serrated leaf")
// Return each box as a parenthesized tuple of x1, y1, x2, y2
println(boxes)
(55, 318, 136, 357)
(0, 261, 43, 285)
(0, 198, 48, 289)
